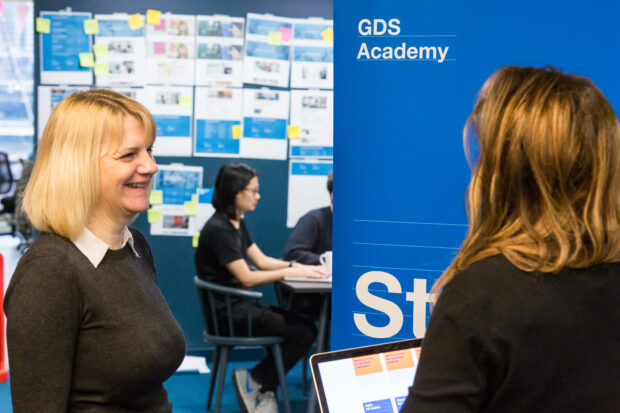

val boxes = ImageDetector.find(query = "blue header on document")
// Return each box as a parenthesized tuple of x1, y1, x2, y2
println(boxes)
(294, 23, 332, 40)
(197, 188, 214, 204)
(292, 162, 333, 176)
(154, 115, 191, 137)
(248, 18, 292, 35)
(243, 117, 287, 140)
(293, 46, 333, 62)
(195, 119, 240, 155)
(161, 188, 195, 205)
(98, 19, 144, 37)
(246, 41, 290, 60)
(291, 146, 333, 158)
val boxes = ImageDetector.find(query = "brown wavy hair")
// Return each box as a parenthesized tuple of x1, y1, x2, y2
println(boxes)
(433, 66, 620, 298)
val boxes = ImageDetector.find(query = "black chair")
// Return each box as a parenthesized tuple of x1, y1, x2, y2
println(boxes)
(0, 152, 13, 195)
(194, 276, 292, 413)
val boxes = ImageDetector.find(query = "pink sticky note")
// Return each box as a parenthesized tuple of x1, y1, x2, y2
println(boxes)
(153, 41, 166, 55)
(0, 3, 4, 18)
(279, 27, 292, 42)
(154, 18, 166, 32)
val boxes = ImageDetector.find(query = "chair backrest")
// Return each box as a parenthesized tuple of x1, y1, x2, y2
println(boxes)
(0, 152, 13, 195)
(194, 276, 263, 338)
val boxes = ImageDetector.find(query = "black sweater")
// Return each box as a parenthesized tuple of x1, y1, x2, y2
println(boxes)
(283, 206, 332, 265)
(402, 255, 620, 412)
(4, 229, 186, 413)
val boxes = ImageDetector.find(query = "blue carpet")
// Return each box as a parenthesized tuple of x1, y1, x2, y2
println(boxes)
(0, 360, 312, 413)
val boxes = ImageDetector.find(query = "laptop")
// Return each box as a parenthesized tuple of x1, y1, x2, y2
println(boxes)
(310, 338, 423, 413)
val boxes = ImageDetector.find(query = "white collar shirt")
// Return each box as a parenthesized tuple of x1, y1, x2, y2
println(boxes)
(72, 227, 140, 268)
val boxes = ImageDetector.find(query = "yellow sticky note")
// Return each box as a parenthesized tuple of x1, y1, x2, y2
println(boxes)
(147, 208, 162, 223)
(184, 201, 197, 216)
(232, 124, 242, 139)
(191, 194, 198, 204)
(93, 62, 109, 76)
(321, 27, 334, 43)
(268, 31, 282, 46)
(78, 53, 94, 68)
(192, 234, 200, 248)
(146, 9, 162, 25)
(178, 95, 192, 108)
(83, 19, 99, 35)
(93, 44, 108, 58)
(36, 17, 50, 34)
(149, 190, 163, 205)
(128, 13, 144, 31)
(288, 125, 301, 139)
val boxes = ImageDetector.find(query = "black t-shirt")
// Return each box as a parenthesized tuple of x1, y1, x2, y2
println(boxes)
(195, 211, 254, 290)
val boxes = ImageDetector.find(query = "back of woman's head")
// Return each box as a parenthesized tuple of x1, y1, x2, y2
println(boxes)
(212, 162, 257, 219)
(435, 65, 620, 295)
(23, 89, 156, 240)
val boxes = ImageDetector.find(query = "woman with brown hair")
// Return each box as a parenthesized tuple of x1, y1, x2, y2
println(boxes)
(402, 66, 620, 411)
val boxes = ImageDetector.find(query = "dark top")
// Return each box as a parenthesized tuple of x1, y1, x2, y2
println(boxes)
(4, 229, 186, 413)
(402, 254, 620, 413)
(195, 211, 254, 289)
(283, 206, 332, 265)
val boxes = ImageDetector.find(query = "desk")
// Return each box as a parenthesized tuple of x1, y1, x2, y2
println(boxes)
(277, 280, 331, 413)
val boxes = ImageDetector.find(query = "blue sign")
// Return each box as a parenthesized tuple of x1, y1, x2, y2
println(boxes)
(41, 13, 90, 72)
(195, 119, 240, 155)
(154, 115, 191, 137)
(333, 0, 620, 350)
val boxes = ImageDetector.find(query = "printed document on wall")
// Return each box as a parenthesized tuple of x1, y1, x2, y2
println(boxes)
(143, 86, 193, 156)
(287, 160, 333, 227)
(194, 87, 243, 157)
(289, 89, 333, 158)
(145, 14, 195, 85)
(149, 164, 203, 236)
(94, 14, 146, 86)
(241, 88, 289, 160)
(39, 11, 92, 85)
(243, 13, 292, 88)
(195, 15, 244, 87)
(291, 18, 333, 89)
(37, 85, 90, 140)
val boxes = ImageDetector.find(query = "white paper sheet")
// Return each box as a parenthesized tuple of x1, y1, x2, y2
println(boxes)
(243, 13, 292, 88)
(37, 85, 90, 140)
(94, 14, 147, 87)
(287, 160, 332, 227)
(289, 89, 333, 158)
(241, 88, 290, 160)
(291, 18, 334, 89)
(195, 15, 245, 87)
(193, 87, 243, 157)
(145, 14, 196, 85)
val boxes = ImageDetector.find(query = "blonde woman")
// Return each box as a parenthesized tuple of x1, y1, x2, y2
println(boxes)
(402, 66, 620, 411)
(4, 90, 186, 412)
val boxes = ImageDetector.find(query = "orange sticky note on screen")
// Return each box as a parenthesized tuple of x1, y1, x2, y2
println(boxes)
(232, 124, 242, 139)
(288, 126, 301, 139)
(128, 13, 143, 30)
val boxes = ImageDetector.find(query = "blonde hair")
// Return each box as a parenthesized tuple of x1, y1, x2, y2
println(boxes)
(23, 89, 156, 240)
(433, 66, 620, 298)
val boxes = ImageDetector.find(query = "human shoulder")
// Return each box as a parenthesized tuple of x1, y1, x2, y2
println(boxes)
(202, 211, 231, 234)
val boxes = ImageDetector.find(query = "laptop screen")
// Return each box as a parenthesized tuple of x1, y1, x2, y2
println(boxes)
(310, 338, 423, 413)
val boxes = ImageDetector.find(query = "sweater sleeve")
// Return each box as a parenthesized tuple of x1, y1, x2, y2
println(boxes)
(400, 284, 490, 412)
(283, 213, 321, 265)
(4, 256, 81, 413)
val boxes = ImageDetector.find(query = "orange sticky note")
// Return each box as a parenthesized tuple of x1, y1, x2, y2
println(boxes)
(352, 354, 383, 376)
(321, 27, 334, 43)
(93, 44, 108, 58)
(93, 62, 109, 76)
(232, 124, 242, 139)
(36, 17, 50, 34)
(128, 13, 143, 30)
(288, 126, 301, 139)
(78, 53, 94, 68)
(83, 19, 99, 35)
(146, 9, 162, 25)
(383, 350, 414, 371)
(268, 31, 282, 46)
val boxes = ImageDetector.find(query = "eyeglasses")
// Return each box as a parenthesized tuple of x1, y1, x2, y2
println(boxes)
(244, 187, 260, 195)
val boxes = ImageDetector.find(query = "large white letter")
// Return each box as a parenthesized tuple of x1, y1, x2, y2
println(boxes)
(358, 19, 372, 36)
(357, 43, 370, 59)
(354, 271, 403, 338)
(387, 18, 401, 35)
(406, 278, 430, 338)
(437, 47, 449, 63)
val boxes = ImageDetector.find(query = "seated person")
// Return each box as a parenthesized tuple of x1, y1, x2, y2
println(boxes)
(283, 171, 332, 265)
(195, 162, 326, 413)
